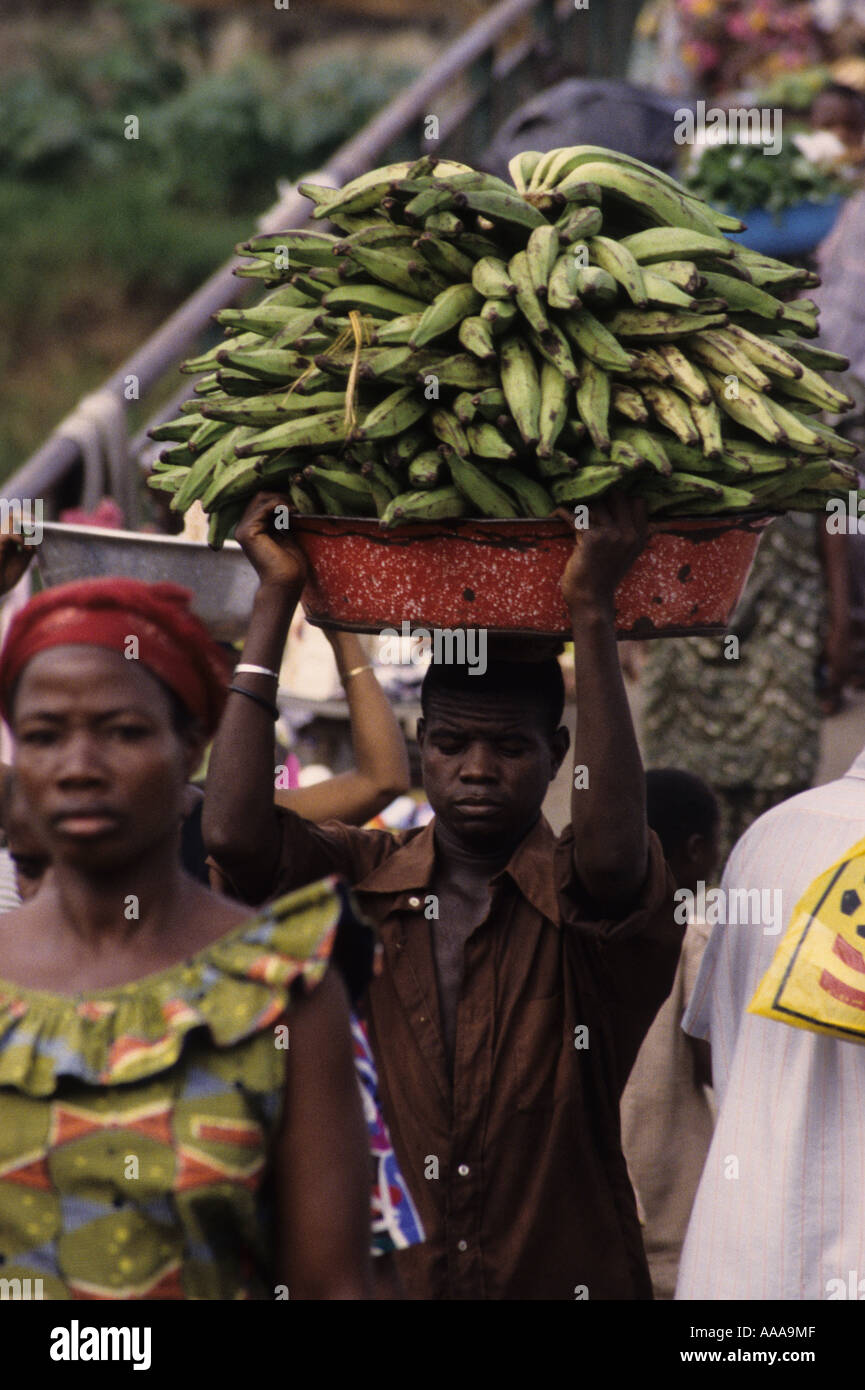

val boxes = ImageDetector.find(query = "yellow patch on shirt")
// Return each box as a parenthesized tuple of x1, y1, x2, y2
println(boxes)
(750, 835, 865, 1042)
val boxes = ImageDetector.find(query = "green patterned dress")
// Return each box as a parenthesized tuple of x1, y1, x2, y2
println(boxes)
(641, 512, 825, 864)
(0, 878, 349, 1300)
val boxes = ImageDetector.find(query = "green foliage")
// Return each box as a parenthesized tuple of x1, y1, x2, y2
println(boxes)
(757, 66, 833, 113)
(0, 16, 419, 208)
(0, 175, 251, 334)
(61, 0, 195, 108)
(0, 73, 90, 176)
(149, 57, 419, 210)
(685, 138, 846, 217)
(273, 57, 420, 166)
(0, 173, 252, 479)
(0, 2, 421, 480)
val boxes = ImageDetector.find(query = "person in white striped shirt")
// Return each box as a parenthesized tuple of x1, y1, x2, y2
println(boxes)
(676, 743, 865, 1300)
(0, 773, 49, 909)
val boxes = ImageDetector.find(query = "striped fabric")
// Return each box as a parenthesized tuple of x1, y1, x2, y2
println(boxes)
(0, 847, 20, 915)
(676, 746, 865, 1300)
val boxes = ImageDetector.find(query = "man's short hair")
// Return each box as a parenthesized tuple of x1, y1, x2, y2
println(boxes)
(645, 768, 719, 858)
(420, 658, 565, 739)
(812, 83, 865, 130)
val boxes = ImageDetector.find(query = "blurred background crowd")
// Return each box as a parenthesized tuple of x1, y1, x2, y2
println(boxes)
(5, 0, 865, 1304)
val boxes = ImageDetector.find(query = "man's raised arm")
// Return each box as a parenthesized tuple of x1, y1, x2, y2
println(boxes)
(202, 492, 310, 899)
(561, 494, 650, 912)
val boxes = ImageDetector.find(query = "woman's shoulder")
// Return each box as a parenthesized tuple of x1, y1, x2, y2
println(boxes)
(0, 876, 356, 1097)
(177, 879, 257, 945)
(0, 880, 250, 989)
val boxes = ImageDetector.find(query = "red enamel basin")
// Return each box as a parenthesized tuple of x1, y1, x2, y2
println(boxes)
(293, 513, 774, 639)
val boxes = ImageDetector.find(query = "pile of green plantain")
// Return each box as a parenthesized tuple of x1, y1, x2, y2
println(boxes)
(148, 148, 859, 547)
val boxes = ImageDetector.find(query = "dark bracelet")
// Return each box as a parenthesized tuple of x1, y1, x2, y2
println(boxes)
(227, 683, 280, 720)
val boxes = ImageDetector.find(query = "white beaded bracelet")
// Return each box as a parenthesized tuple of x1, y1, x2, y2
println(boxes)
(234, 663, 280, 681)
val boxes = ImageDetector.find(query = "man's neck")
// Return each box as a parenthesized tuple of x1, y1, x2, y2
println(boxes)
(432, 814, 539, 881)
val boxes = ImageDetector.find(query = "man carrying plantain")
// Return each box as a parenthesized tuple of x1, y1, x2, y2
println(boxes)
(203, 489, 681, 1300)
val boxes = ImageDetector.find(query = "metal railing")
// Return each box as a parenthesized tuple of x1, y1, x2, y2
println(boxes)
(3, 0, 641, 518)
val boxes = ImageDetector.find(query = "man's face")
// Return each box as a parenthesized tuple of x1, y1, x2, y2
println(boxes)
(417, 690, 568, 852)
(4, 792, 50, 901)
(668, 824, 721, 896)
(811, 93, 865, 152)
(12, 646, 198, 876)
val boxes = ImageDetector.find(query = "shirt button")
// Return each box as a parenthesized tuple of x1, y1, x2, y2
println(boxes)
(408, 896, 421, 908)
(457, 1239, 468, 1252)
(457, 1164, 470, 1177)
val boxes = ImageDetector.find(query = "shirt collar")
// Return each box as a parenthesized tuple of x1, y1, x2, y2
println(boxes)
(354, 814, 562, 926)
(495, 814, 562, 925)
(845, 743, 865, 781)
(354, 820, 437, 895)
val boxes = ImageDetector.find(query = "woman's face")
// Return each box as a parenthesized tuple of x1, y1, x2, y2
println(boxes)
(11, 646, 197, 874)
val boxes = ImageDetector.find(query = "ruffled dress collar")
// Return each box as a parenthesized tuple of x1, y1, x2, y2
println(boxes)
(0, 876, 351, 1097)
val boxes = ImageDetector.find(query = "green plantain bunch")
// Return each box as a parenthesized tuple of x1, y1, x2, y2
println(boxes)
(148, 149, 859, 546)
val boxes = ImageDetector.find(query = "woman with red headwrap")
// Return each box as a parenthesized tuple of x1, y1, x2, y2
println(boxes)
(0, 577, 373, 1299)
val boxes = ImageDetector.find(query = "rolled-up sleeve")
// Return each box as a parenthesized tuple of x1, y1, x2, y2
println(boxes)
(273, 812, 407, 897)
(210, 812, 393, 906)
(558, 829, 683, 1088)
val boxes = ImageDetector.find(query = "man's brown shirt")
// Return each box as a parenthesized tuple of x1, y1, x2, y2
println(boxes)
(271, 810, 680, 1301)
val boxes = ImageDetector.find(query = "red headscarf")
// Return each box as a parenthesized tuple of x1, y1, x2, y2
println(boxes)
(0, 578, 231, 737)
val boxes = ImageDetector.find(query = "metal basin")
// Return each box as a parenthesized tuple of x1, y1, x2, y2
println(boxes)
(35, 522, 258, 642)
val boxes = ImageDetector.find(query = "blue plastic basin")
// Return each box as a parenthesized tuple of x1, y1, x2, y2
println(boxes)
(724, 197, 844, 255)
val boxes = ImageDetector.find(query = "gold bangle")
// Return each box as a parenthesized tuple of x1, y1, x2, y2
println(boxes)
(341, 663, 373, 683)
